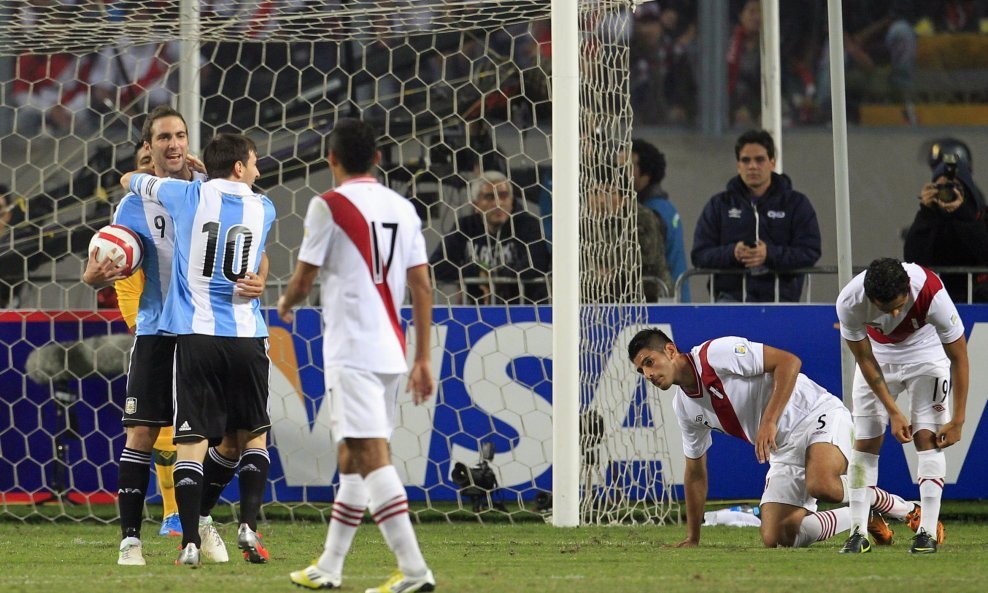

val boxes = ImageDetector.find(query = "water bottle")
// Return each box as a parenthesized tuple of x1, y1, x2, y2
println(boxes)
(727, 504, 760, 517)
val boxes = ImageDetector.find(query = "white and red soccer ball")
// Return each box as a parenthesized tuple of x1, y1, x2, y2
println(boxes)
(88, 224, 143, 278)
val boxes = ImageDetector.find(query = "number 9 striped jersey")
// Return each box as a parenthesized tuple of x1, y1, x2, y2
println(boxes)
(112, 171, 207, 334)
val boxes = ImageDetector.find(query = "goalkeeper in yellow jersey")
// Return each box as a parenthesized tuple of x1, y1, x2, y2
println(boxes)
(84, 107, 267, 565)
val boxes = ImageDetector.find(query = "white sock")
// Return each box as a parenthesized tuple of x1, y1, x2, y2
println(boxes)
(868, 486, 912, 520)
(793, 508, 852, 548)
(317, 473, 368, 575)
(916, 449, 946, 536)
(366, 465, 428, 577)
(848, 451, 879, 534)
(839, 475, 850, 503)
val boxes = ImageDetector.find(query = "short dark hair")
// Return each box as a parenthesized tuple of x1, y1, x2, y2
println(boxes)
(328, 118, 377, 174)
(627, 328, 674, 362)
(735, 129, 775, 161)
(203, 133, 257, 180)
(133, 141, 149, 168)
(631, 138, 666, 185)
(863, 257, 910, 303)
(141, 105, 187, 145)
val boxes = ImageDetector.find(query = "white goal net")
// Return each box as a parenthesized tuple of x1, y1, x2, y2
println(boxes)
(0, 0, 677, 526)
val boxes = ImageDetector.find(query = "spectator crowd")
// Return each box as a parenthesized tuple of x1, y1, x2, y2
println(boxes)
(631, 0, 988, 127)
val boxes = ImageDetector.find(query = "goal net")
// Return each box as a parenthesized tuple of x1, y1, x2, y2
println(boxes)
(0, 0, 677, 526)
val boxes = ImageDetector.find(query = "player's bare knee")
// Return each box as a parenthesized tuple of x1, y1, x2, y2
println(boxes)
(345, 437, 390, 474)
(760, 530, 785, 548)
(239, 430, 267, 452)
(125, 425, 158, 451)
(806, 475, 842, 503)
(214, 435, 240, 460)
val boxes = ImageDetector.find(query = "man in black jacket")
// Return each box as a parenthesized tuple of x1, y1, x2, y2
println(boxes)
(904, 153, 988, 303)
(691, 130, 821, 302)
(431, 171, 550, 304)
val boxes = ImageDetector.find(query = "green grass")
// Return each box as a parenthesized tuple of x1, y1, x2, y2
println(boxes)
(2, 516, 987, 592)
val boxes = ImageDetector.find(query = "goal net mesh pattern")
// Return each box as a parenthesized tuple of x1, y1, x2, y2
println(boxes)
(0, 0, 677, 526)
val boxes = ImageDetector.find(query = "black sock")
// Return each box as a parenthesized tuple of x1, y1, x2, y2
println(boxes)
(200, 448, 239, 517)
(237, 448, 270, 531)
(118, 447, 152, 540)
(173, 460, 204, 547)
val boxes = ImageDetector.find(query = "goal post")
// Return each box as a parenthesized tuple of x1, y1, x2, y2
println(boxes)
(550, 0, 580, 529)
(0, 0, 678, 527)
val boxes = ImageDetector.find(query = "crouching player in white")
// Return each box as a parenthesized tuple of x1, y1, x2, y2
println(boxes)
(278, 118, 435, 592)
(837, 258, 967, 554)
(628, 328, 917, 549)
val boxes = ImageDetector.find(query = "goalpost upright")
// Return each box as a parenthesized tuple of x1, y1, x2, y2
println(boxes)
(550, 0, 581, 528)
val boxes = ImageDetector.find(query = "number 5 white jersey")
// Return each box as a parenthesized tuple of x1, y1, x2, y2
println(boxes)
(674, 337, 837, 460)
(297, 177, 428, 374)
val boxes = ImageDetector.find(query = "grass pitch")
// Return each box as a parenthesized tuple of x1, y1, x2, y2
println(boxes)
(2, 517, 986, 593)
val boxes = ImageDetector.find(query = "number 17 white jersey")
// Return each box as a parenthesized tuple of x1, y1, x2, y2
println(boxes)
(297, 177, 428, 374)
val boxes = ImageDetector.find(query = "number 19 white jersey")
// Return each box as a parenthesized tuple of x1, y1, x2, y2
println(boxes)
(837, 263, 964, 364)
(297, 177, 428, 374)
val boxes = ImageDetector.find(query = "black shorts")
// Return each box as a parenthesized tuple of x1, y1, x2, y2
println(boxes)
(122, 334, 176, 427)
(173, 334, 270, 446)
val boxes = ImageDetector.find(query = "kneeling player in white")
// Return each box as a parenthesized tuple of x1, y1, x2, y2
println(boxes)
(628, 329, 920, 548)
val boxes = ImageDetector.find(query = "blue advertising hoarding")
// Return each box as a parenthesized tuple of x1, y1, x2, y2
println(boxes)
(1, 305, 986, 505)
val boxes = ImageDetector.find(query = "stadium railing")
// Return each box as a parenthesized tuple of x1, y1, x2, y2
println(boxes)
(675, 266, 988, 304)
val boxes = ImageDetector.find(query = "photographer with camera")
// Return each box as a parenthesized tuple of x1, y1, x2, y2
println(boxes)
(904, 144, 988, 303)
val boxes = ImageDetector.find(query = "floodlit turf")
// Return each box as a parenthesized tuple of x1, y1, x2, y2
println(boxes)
(1, 516, 987, 593)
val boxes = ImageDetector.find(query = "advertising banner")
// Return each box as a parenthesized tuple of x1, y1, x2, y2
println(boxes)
(2, 305, 986, 503)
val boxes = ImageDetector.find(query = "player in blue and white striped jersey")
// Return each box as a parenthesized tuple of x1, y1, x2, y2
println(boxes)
(86, 107, 262, 566)
(122, 133, 276, 567)
(127, 163, 275, 338)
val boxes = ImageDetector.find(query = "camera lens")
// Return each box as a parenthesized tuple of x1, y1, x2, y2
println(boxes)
(936, 182, 957, 203)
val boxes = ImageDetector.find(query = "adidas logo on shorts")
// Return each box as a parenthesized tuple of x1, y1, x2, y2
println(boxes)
(179, 421, 192, 431)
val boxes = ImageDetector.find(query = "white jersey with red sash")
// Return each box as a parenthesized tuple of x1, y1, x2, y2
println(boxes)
(674, 337, 836, 460)
(297, 176, 428, 374)
(837, 263, 964, 365)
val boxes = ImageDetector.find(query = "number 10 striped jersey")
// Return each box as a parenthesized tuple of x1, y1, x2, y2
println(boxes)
(129, 174, 276, 337)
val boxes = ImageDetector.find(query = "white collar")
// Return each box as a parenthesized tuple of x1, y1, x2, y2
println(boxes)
(206, 178, 255, 196)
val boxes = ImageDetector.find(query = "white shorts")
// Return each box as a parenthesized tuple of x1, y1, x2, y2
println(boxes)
(325, 365, 402, 443)
(761, 402, 853, 512)
(851, 358, 951, 439)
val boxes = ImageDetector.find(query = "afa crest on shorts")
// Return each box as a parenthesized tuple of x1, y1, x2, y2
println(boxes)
(125, 397, 137, 415)
(734, 344, 748, 355)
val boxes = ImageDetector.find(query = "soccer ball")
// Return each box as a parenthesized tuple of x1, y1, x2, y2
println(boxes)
(88, 224, 144, 278)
